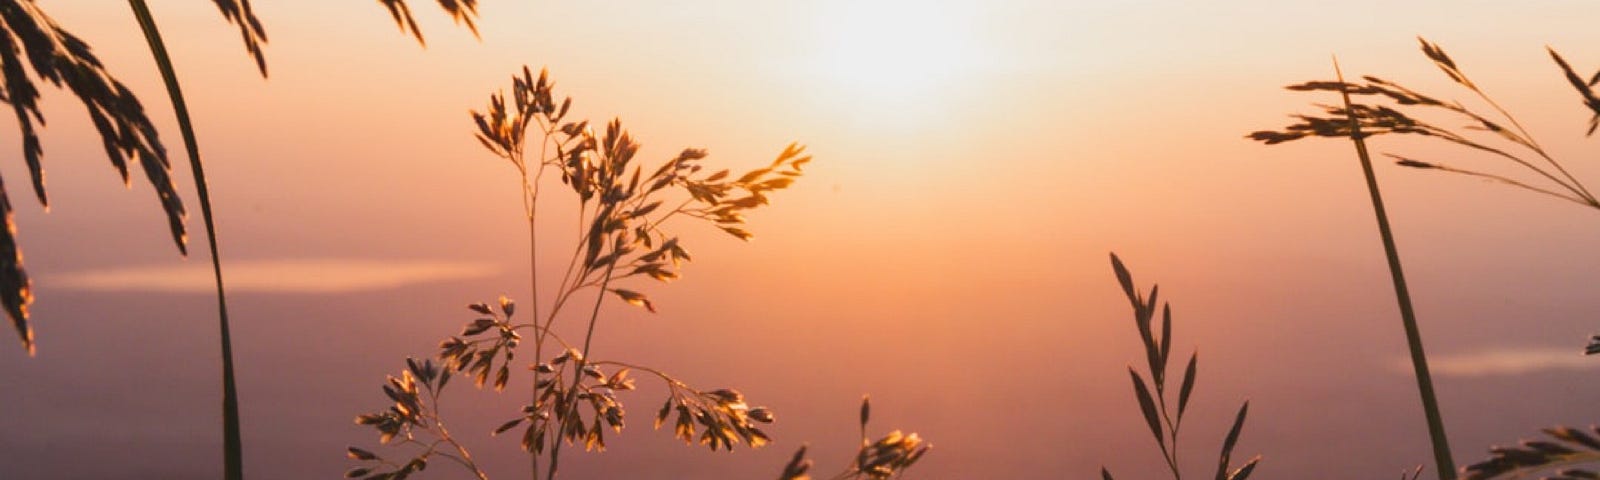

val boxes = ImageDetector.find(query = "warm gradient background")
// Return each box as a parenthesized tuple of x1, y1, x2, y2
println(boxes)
(4, 1, 1600, 478)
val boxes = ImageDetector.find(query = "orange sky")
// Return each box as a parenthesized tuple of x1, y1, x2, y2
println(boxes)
(5, 1, 1600, 478)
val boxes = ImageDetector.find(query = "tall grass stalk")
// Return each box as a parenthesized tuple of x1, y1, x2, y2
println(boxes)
(1332, 57, 1456, 479)
(350, 68, 803, 479)
(125, 2, 243, 478)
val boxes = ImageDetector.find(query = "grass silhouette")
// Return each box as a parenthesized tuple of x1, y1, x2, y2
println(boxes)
(1253, 39, 1600, 479)
(349, 66, 806, 479)
(777, 397, 931, 480)
(1250, 54, 1461, 480)
(1101, 253, 1258, 480)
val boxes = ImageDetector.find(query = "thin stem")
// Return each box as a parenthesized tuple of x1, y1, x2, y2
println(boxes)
(545, 258, 619, 479)
(424, 386, 490, 480)
(1336, 57, 1457, 480)
(522, 120, 557, 480)
(1414, 162, 1596, 207)
(1161, 410, 1181, 479)
(519, 152, 542, 480)
(125, 3, 242, 479)
(1465, 83, 1597, 204)
(1156, 437, 1181, 480)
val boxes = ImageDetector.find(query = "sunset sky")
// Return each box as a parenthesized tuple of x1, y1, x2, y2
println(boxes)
(4, 1, 1600, 478)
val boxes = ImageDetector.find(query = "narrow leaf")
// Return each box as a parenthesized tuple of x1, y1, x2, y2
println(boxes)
(1215, 401, 1251, 480)
(1128, 368, 1164, 446)
(1178, 351, 1199, 417)
(1228, 455, 1261, 480)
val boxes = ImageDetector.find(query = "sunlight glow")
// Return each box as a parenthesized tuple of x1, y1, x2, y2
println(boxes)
(807, 1, 987, 107)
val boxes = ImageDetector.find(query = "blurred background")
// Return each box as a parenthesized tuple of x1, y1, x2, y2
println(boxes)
(3, 1, 1600, 478)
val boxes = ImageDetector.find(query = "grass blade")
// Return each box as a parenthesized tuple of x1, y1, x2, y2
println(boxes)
(1214, 401, 1250, 480)
(1177, 351, 1198, 416)
(1334, 56, 1456, 479)
(1228, 455, 1261, 480)
(1110, 252, 1139, 308)
(126, 2, 242, 479)
(1128, 368, 1164, 446)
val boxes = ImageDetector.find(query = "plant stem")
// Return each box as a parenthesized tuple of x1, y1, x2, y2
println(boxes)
(125, 3, 243, 479)
(546, 260, 618, 479)
(1335, 57, 1456, 479)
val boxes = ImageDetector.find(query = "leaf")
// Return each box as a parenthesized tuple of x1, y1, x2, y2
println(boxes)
(1214, 401, 1251, 480)
(1128, 368, 1164, 446)
(1101, 467, 1115, 480)
(1109, 253, 1139, 309)
(1159, 304, 1172, 374)
(1227, 455, 1261, 480)
(1177, 351, 1199, 417)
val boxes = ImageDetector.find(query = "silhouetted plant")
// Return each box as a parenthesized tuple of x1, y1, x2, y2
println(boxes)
(351, 66, 806, 479)
(126, 2, 274, 477)
(1461, 425, 1600, 479)
(1251, 57, 1459, 479)
(1101, 253, 1258, 480)
(776, 396, 931, 480)
(380, 0, 479, 46)
(1586, 335, 1599, 355)
(1249, 38, 1599, 210)
(0, 0, 189, 354)
(207, 0, 267, 75)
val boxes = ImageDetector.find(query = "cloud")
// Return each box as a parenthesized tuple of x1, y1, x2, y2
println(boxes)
(43, 259, 499, 294)
(1394, 347, 1600, 377)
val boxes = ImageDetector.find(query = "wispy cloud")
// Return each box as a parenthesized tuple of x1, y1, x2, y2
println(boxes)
(1393, 347, 1600, 377)
(43, 259, 499, 294)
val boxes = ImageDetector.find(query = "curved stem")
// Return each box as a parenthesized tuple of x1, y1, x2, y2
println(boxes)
(125, 3, 242, 479)
(1467, 83, 1596, 204)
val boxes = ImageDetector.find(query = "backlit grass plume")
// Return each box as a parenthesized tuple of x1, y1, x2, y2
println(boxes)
(1249, 38, 1599, 210)
(208, 0, 267, 75)
(776, 396, 931, 480)
(350, 66, 806, 479)
(1461, 424, 1600, 479)
(1101, 253, 1258, 480)
(1252, 56, 1460, 479)
(0, 0, 193, 355)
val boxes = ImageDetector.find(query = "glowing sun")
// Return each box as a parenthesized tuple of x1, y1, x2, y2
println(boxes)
(808, 1, 987, 104)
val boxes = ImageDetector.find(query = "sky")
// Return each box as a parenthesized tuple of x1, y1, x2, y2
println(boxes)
(4, 1, 1600, 478)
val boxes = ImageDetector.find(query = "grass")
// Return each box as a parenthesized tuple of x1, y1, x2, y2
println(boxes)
(1328, 56, 1459, 479)
(1100, 253, 1258, 480)
(1249, 38, 1599, 211)
(127, 2, 270, 478)
(777, 397, 931, 480)
(348, 66, 807, 479)
(6, 4, 1600, 480)
(1250, 53, 1463, 478)
(1252, 38, 1600, 479)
